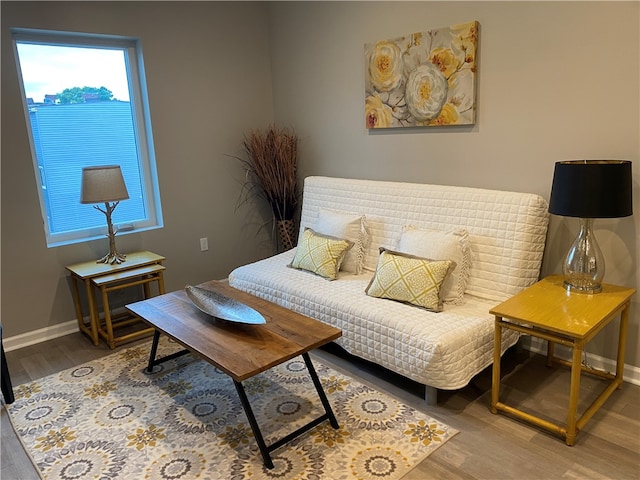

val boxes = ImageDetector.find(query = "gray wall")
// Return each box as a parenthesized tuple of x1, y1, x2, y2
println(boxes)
(2, 2, 638, 372)
(267, 2, 639, 368)
(1, 1, 276, 339)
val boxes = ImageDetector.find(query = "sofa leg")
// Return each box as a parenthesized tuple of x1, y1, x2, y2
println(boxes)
(424, 385, 437, 405)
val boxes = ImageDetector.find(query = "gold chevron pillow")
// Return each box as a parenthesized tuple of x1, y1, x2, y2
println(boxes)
(289, 228, 354, 280)
(365, 248, 456, 312)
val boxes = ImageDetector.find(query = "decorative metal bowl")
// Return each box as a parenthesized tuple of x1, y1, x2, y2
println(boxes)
(184, 285, 266, 324)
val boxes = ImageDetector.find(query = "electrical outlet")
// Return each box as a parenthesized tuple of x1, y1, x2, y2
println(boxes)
(200, 237, 209, 251)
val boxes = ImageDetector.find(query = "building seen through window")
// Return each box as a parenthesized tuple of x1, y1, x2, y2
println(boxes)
(13, 29, 163, 247)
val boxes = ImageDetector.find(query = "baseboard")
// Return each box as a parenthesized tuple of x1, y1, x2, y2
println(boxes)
(3, 320, 79, 352)
(4, 322, 640, 387)
(4, 305, 136, 352)
(524, 337, 640, 387)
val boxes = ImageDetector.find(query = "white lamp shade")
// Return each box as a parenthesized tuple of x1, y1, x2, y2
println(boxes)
(81, 165, 129, 204)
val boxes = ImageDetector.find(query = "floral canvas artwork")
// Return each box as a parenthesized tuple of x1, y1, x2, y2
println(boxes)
(365, 21, 479, 129)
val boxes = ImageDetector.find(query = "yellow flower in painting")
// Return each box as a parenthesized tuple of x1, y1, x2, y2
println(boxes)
(405, 63, 448, 121)
(368, 41, 403, 92)
(35, 426, 76, 451)
(429, 103, 459, 126)
(430, 47, 461, 79)
(365, 94, 393, 128)
(451, 21, 478, 69)
(407, 32, 423, 49)
(126, 424, 166, 451)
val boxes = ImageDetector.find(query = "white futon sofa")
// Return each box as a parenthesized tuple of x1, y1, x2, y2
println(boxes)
(229, 176, 549, 403)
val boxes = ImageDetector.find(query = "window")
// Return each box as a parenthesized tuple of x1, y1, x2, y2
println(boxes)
(13, 29, 163, 247)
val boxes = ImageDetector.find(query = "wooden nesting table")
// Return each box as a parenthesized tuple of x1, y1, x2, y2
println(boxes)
(126, 280, 342, 469)
(490, 275, 635, 445)
(66, 251, 165, 348)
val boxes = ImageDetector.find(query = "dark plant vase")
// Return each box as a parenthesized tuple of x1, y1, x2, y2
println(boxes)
(277, 219, 296, 252)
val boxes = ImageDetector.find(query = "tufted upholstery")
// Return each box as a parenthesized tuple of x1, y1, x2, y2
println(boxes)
(230, 176, 549, 392)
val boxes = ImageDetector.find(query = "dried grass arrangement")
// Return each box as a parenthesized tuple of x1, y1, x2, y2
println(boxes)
(234, 125, 299, 250)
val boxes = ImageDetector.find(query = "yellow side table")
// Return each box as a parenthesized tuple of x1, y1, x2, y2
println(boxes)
(66, 251, 166, 348)
(490, 275, 635, 445)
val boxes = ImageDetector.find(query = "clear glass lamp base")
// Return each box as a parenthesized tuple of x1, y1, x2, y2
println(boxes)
(562, 218, 604, 294)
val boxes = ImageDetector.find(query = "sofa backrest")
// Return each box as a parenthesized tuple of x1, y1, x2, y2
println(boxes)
(298, 176, 549, 302)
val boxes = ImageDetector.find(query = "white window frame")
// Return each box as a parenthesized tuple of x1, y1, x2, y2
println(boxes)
(12, 28, 163, 247)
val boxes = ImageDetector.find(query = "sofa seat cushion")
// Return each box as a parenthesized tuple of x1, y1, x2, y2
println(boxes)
(229, 250, 519, 390)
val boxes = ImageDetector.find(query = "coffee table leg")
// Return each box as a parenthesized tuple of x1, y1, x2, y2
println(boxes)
(232, 354, 339, 470)
(302, 353, 339, 429)
(233, 380, 275, 469)
(145, 330, 191, 374)
(146, 330, 161, 373)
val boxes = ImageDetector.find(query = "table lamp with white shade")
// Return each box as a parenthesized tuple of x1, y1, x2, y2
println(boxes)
(81, 165, 130, 264)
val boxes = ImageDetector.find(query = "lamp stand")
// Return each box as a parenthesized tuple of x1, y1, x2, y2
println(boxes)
(562, 218, 604, 293)
(94, 201, 126, 265)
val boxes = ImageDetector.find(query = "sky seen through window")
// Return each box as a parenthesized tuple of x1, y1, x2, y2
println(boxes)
(17, 43, 130, 103)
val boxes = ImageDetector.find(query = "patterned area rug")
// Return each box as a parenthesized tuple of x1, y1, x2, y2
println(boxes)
(7, 338, 457, 479)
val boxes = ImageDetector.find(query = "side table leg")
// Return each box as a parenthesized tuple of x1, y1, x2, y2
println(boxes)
(547, 341, 555, 367)
(100, 286, 116, 349)
(70, 276, 99, 346)
(490, 316, 502, 414)
(157, 270, 166, 294)
(615, 304, 630, 389)
(565, 341, 582, 446)
(84, 279, 100, 346)
(143, 278, 151, 299)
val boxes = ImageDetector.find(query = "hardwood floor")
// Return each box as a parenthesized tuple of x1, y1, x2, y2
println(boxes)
(2, 333, 639, 479)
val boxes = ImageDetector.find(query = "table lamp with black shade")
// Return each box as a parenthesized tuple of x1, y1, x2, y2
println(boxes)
(548, 160, 633, 293)
(81, 165, 130, 265)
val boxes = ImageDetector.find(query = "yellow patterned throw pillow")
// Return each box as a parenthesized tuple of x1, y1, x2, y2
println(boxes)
(289, 228, 354, 280)
(365, 248, 456, 312)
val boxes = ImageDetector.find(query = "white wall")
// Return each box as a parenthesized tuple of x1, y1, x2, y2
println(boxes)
(267, 2, 639, 366)
(1, 2, 276, 341)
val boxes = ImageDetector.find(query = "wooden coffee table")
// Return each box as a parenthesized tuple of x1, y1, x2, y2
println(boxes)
(126, 280, 342, 468)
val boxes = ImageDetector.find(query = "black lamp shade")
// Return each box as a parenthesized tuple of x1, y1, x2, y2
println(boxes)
(549, 160, 633, 218)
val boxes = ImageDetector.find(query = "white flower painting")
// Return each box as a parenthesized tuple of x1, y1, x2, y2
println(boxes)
(365, 21, 479, 129)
